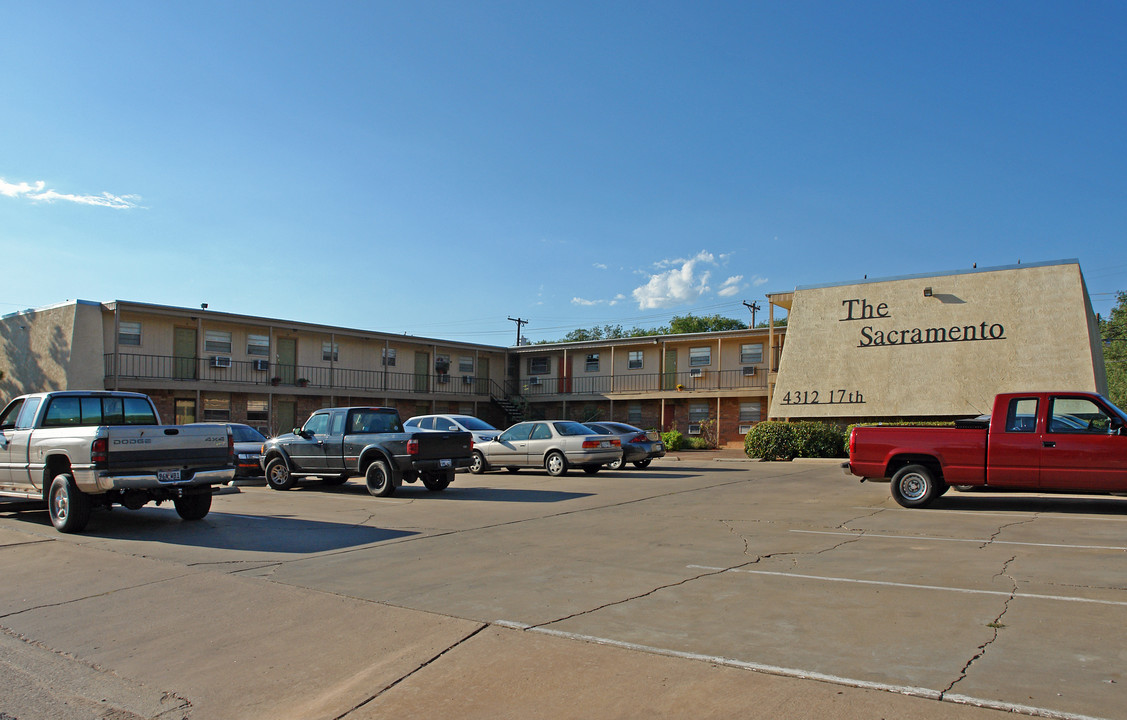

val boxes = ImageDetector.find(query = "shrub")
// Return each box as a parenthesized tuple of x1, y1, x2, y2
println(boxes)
(685, 436, 712, 450)
(661, 429, 684, 451)
(745, 421, 849, 460)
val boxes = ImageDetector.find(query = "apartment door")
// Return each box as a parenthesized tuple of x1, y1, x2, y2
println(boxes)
(662, 349, 678, 390)
(173, 328, 197, 380)
(414, 352, 430, 393)
(478, 357, 490, 395)
(275, 400, 296, 436)
(276, 338, 297, 385)
(174, 399, 197, 424)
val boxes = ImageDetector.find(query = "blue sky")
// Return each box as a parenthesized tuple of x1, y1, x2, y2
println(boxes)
(3, 1, 1125, 344)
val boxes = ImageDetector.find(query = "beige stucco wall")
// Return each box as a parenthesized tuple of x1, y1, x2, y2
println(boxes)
(0, 300, 106, 400)
(769, 261, 1106, 420)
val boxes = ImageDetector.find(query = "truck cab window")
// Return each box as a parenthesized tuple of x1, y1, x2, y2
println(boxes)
(1049, 397, 1111, 434)
(304, 413, 330, 436)
(1005, 398, 1038, 433)
(0, 399, 26, 430)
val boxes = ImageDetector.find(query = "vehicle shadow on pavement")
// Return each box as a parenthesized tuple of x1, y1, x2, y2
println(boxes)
(3, 507, 418, 553)
(308, 483, 595, 504)
(931, 493, 1127, 515)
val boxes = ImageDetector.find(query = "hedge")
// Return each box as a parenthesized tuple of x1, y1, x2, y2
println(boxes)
(744, 421, 847, 461)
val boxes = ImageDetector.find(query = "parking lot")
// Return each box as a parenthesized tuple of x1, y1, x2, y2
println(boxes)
(1, 455, 1124, 720)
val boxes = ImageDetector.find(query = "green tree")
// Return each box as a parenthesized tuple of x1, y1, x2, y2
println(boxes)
(667, 314, 747, 334)
(1102, 291, 1127, 409)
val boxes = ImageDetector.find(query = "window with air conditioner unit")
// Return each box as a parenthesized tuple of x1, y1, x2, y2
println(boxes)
(253, 359, 270, 371)
(689, 367, 704, 378)
(688, 424, 702, 435)
(529, 376, 541, 385)
(742, 366, 757, 376)
(437, 374, 450, 384)
(463, 375, 474, 385)
(210, 356, 232, 368)
(739, 424, 754, 434)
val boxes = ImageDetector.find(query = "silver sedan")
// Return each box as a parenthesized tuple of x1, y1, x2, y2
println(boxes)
(470, 421, 621, 476)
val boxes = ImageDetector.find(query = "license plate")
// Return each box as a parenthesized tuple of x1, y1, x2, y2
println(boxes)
(655, 443, 664, 451)
(157, 470, 182, 482)
(601, 441, 612, 448)
(440, 459, 452, 468)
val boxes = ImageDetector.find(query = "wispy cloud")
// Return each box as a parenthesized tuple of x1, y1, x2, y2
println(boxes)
(572, 293, 625, 307)
(631, 250, 717, 309)
(0, 177, 141, 209)
(593, 263, 607, 270)
(717, 275, 743, 297)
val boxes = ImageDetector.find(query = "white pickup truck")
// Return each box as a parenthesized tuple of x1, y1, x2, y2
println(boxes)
(0, 391, 235, 532)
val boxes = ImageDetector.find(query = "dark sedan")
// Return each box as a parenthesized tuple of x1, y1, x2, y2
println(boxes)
(585, 422, 665, 469)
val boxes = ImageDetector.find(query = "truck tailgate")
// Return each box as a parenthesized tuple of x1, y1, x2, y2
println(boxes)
(414, 431, 473, 460)
(105, 426, 232, 472)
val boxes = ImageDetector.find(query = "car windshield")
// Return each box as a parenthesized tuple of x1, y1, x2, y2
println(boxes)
(350, 410, 402, 434)
(553, 421, 594, 436)
(231, 425, 266, 443)
(457, 417, 497, 431)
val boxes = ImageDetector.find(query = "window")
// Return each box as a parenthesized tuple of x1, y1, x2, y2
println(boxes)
(739, 402, 761, 423)
(204, 330, 232, 354)
(303, 413, 330, 436)
(246, 398, 268, 423)
(689, 403, 710, 423)
(1049, 397, 1112, 434)
(628, 351, 643, 370)
(459, 356, 474, 373)
(528, 357, 550, 375)
(16, 398, 41, 429)
(530, 423, 552, 440)
(585, 353, 600, 372)
(42, 396, 157, 427)
(247, 334, 270, 357)
(203, 395, 230, 422)
(382, 348, 397, 367)
(1005, 398, 1038, 433)
(740, 343, 763, 364)
(0, 399, 25, 429)
(689, 347, 711, 366)
(322, 341, 339, 362)
(330, 412, 345, 435)
(118, 321, 142, 346)
(628, 403, 642, 424)
(174, 399, 196, 425)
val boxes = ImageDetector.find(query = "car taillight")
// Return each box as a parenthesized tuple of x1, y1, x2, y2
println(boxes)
(407, 438, 419, 455)
(629, 433, 648, 444)
(91, 437, 107, 465)
(848, 428, 855, 456)
(582, 440, 599, 449)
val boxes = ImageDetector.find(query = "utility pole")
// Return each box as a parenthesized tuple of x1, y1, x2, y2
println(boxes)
(742, 301, 761, 328)
(507, 317, 528, 346)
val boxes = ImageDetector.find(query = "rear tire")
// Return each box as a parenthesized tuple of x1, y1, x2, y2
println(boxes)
(174, 491, 212, 520)
(265, 457, 297, 491)
(365, 460, 396, 497)
(48, 473, 90, 534)
(422, 471, 452, 492)
(890, 464, 940, 508)
(582, 465, 601, 475)
(545, 451, 568, 477)
(632, 458, 652, 469)
(469, 451, 488, 474)
(607, 456, 627, 470)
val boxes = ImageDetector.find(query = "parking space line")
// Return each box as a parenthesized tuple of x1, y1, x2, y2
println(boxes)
(793, 529, 1127, 552)
(852, 506, 1127, 523)
(494, 620, 1112, 720)
(686, 565, 1127, 607)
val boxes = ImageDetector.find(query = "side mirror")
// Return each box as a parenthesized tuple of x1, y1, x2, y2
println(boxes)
(294, 427, 307, 438)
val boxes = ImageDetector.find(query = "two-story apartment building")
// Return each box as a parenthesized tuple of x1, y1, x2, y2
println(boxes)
(0, 299, 784, 445)
(0, 300, 512, 436)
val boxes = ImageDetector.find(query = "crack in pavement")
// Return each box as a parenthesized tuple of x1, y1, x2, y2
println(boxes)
(941, 554, 1019, 698)
(0, 572, 199, 621)
(531, 529, 867, 630)
(333, 623, 488, 718)
(980, 516, 1038, 549)
(837, 507, 886, 528)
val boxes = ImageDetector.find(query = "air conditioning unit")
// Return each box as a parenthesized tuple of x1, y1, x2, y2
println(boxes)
(529, 376, 541, 385)
(739, 424, 754, 434)
(253, 359, 270, 371)
(688, 423, 702, 435)
(462, 375, 474, 385)
(689, 368, 704, 378)
(437, 374, 450, 384)
(210, 356, 232, 368)
(742, 366, 757, 376)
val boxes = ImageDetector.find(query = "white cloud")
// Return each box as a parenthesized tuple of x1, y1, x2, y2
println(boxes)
(572, 294, 627, 307)
(0, 177, 141, 209)
(717, 275, 743, 297)
(752, 276, 769, 287)
(593, 263, 607, 270)
(632, 250, 717, 309)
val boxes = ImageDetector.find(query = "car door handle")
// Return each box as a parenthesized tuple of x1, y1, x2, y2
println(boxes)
(1043, 441, 1056, 448)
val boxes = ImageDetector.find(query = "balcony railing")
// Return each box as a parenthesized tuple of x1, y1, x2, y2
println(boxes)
(512, 368, 767, 397)
(104, 354, 494, 396)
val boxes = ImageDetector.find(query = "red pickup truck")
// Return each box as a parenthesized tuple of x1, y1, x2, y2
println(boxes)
(846, 391, 1127, 507)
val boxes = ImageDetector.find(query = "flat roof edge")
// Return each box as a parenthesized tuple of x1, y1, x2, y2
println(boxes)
(793, 259, 1080, 292)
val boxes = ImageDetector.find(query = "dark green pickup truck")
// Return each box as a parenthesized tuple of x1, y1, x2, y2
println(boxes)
(259, 406, 473, 496)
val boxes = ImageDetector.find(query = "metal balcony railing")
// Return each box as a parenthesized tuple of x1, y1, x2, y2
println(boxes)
(103, 354, 495, 396)
(513, 367, 767, 396)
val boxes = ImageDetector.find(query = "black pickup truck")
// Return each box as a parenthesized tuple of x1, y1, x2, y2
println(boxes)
(259, 406, 472, 496)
